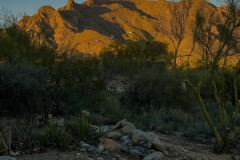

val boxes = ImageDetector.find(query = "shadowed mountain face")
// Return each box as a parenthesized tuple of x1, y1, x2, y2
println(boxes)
(18, 0, 217, 54)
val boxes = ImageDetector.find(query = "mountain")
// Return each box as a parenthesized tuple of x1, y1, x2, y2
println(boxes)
(18, 0, 218, 54)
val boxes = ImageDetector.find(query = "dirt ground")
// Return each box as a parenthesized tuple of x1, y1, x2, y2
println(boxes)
(18, 133, 235, 160)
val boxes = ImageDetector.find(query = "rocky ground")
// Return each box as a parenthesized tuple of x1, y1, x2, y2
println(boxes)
(16, 135, 233, 160)
(12, 119, 236, 160)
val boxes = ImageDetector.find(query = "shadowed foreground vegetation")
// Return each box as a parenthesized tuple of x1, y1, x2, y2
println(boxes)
(1, 0, 240, 156)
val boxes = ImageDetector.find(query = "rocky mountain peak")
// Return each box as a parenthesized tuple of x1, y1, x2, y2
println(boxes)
(19, 0, 219, 54)
(66, 0, 76, 10)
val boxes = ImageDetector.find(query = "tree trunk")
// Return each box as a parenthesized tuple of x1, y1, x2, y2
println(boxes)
(194, 88, 224, 152)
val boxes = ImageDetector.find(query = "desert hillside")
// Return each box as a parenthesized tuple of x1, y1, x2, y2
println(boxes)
(18, 0, 218, 55)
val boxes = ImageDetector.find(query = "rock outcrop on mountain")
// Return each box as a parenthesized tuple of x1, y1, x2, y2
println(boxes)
(18, 0, 218, 54)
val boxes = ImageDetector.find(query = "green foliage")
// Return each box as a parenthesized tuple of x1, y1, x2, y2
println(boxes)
(44, 123, 67, 148)
(13, 120, 42, 152)
(0, 23, 107, 116)
(64, 116, 92, 140)
(127, 69, 192, 111)
(101, 40, 170, 76)
(102, 94, 129, 123)
(0, 125, 12, 154)
(51, 54, 106, 115)
(0, 63, 49, 114)
(0, 25, 56, 67)
(132, 107, 191, 134)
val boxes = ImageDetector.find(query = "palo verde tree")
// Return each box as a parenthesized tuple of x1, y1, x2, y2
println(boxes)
(183, 0, 240, 153)
(158, 0, 193, 68)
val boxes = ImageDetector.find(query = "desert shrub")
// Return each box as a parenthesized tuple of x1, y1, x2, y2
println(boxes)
(132, 107, 191, 134)
(182, 119, 212, 141)
(0, 23, 58, 116)
(127, 69, 192, 111)
(64, 116, 92, 140)
(51, 54, 106, 115)
(44, 123, 67, 149)
(0, 63, 49, 115)
(181, 100, 221, 141)
(13, 120, 43, 152)
(0, 123, 12, 155)
(101, 40, 170, 77)
(102, 94, 129, 123)
(157, 108, 192, 134)
(0, 25, 56, 67)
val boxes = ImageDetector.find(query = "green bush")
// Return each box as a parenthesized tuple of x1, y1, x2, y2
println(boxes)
(132, 107, 191, 134)
(64, 116, 92, 140)
(101, 40, 170, 76)
(0, 25, 56, 67)
(102, 94, 129, 123)
(127, 69, 192, 112)
(44, 123, 67, 148)
(0, 63, 49, 115)
(51, 54, 106, 115)
(13, 119, 43, 152)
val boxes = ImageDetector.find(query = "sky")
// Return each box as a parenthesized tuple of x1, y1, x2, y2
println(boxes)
(0, 0, 222, 17)
(0, 0, 85, 16)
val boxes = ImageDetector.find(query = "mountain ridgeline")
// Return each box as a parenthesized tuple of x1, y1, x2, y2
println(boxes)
(18, 0, 218, 54)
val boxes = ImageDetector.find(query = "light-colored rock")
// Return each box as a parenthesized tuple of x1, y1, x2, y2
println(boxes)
(0, 156, 16, 160)
(130, 146, 150, 157)
(81, 110, 90, 117)
(96, 145, 105, 153)
(120, 135, 131, 142)
(102, 150, 110, 155)
(96, 125, 112, 133)
(132, 129, 147, 142)
(49, 117, 65, 126)
(48, 113, 53, 119)
(107, 130, 122, 139)
(79, 141, 90, 148)
(130, 148, 144, 157)
(131, 130, 166, 154)
(80, 148, 87, 152)
(143, 152, 163, 160)
(145, 132, 166, 154)
(112, 119, 136, 134)
(138, 140, 152, 150)
(87, 146, 97, 152)
(100, 138, 123, 151)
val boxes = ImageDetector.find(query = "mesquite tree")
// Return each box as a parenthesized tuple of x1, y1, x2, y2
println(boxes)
(184, 0, 240, 152)
(158, 0, 193, 68)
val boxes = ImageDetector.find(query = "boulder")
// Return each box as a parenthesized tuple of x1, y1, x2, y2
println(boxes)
(112, 119, 136, 134)
(87, 146, 97, 153)
(79, 141, 91, 148)
(0, 156, 16, 160)
(96, 125, 113, 133)
(106, 130, 122, 139)
(145, 132, 166, 154)
(100, 138, 124, 151)
(96, 145, 105, 153)
(120, 135, 131, 143)
(132, 129, 148, 142)
(137, 140, 152, 150)
(130, 146, 150, 157)
(132, 129, 166, 154)
(111, 119, 167, 154)
(143, 152, 163, 160)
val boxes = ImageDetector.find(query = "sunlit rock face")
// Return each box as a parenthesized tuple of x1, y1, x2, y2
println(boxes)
(18, 0, 219, 54)
(66, 0, 76, 10)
